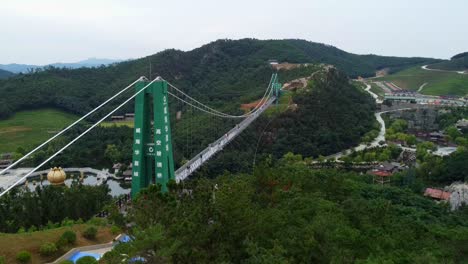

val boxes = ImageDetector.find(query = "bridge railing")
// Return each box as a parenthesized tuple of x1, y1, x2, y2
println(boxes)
(175, 97, 276, 182)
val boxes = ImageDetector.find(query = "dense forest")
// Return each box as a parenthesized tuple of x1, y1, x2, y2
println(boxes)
(266, 68, 375, 157)
(0, 183, 111, 233)
(0, 39, 438, 120)
(100, 157, 468, 263)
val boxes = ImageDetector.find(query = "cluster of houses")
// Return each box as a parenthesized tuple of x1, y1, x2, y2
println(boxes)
(414, 131, 451, 145)
(410, 117, 467, 146)
(110, 113, 135, 122)
(367, 161, 458, 206)
(0, 153, 13, 170)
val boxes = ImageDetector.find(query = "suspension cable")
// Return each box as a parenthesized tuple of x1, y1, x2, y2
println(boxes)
(167, 87, 273, 119)
(0, 77, 146, 175)
(0, 79, 157, 198)
(163, 74, 276, 118)
(0, 74, 277, 195)
(182, 74, 274, 117)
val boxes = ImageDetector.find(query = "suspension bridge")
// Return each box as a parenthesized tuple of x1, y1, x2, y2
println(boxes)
(0, 73, 282, 197)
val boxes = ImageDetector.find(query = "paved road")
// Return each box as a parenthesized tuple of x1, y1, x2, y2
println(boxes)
(326, 83, 414, 160)
(364, 83, 383, 104)
(421, 65, 467, 75)
(327, 111, 385, 160)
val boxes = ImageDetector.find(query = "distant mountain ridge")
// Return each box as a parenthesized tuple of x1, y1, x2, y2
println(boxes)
(0, 69, 14, 79)
(426, 52, 468, 72)
(0, 38, 440, 119)
(0, 58, 124, 73)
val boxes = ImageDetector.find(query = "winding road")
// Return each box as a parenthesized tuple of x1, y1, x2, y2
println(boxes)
(364, 83, 383, 104)
(421, 65, 467, 75)
(326, 83, 409, 160)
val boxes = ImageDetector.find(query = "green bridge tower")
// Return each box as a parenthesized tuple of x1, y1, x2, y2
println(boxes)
(273, 73, 282, 106)
(131, 78, 175, 197)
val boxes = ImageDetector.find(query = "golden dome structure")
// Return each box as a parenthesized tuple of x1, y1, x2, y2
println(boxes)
(47, 167, 66, 185)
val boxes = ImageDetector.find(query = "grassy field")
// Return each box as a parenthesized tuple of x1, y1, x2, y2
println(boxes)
(0, 225, 114, 264)
(374, 66, 468, 96)
(0, 109, 78, 153)
(369, 82, 386, 98)
(100, 120, 134, 128)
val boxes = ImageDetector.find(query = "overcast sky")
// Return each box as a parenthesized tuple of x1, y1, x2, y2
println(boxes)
(1, 0, 467, 65)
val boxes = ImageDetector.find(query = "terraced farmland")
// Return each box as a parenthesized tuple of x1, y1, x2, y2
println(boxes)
(374, 66, 468, 96)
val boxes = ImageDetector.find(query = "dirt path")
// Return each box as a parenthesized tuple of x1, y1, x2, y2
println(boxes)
(417, 82, 428, 92)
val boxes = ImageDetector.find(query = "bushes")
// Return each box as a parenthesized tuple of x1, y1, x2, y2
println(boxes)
(16, 251, 31, 263)
(61, 218, 76, 227)
(0, 256, 5, 264)
(39, 242, 58, 256)
(110, 225, 121, 235)
(76, 256, 98, 264)
(87, 217, 107, 227)
(82, 226, 98, 239)
(59, 230, 77, 246)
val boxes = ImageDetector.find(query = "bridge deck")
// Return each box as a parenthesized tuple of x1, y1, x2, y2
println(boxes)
(175, 97, 276, 182)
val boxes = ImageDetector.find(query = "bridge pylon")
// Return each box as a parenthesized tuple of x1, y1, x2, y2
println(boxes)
(131, 78, 175, 197)
(273, 73, 282, 106)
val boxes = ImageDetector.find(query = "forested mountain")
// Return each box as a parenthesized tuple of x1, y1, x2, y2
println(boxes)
(0, 69, 14, 79)
(426, 52, 468, 71)
(0, 39, 438, 120)
(267, 68, 375, 157)
(25, 66, 375, 176)
(197, 67, 375, 176)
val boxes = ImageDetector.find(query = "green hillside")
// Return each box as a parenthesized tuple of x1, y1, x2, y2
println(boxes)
(0, 69, 14, 79)
(374, 66, 468, 96)
(0, 109, 77, 153)
(0, 39, 438, 120)
(426, 52, 468, 71)
(111, 160, 468, 263)
(12, 67, 375, 173)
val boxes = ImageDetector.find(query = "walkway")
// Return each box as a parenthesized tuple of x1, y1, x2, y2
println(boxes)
(175, 96, 276, 182)
(50, 238, 117, 263)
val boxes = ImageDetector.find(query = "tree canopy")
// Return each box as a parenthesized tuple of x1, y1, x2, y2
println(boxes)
(102, 155, 468, 263)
